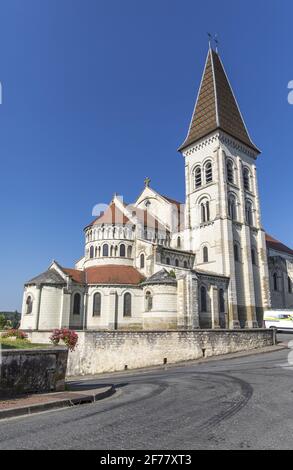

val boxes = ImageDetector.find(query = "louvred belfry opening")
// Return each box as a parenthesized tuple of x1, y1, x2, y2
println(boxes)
(179, 48, 259, 153)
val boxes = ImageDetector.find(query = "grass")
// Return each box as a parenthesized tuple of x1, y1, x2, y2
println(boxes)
(0, 338, 49, 350)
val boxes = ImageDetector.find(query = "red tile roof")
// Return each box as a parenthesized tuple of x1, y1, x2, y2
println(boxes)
(86, 200, 168, 232)
(86, 202, 130, 228)
(265, 234, 293, 256)
(85, 265, 144, 285)
(62, 265, 145, 285)
(62, 268, 85, 283)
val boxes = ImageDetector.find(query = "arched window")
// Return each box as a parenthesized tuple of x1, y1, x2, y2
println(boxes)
(234, 243, 239, 262)
(26, 296, 33, 314)
(228, 195, 237, 221)
(123, 293, 132, 317)
(140, 253, 145, 269)
(203, 246, 208, 263)
(145, 291, 153, 312)
(205, 161, 213, 184)
(89, 246, 94, 259)
(245, 200, 253, 225)
(95, 246, 98, 257)
(120, 244, 126, 257)
(288, 277, 292, 294)
(201, 200, 210, 223)
(194, 166, 202, 189)
(175, 259, 179, 267)
(251, 248, 257, 265)
(166, 257, 170, 265)
(73, 293, 81, 315)
(177, 236, 181, 248)
(127, 246, 132, 258)
(243, 167, 250, 191)
(226, 160, 234, 184)
(93, 292, 101, 317)
(219, 289, 225, 313)
(273, 273, 278, 291)
(200, 286, 207, 312)
(184, 261, 188, 268)
(102, 244, 109, 257)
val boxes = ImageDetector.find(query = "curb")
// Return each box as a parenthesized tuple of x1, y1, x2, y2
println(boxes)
(0, 385, 115, 421)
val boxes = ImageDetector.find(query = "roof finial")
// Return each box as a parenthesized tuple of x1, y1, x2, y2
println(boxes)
(144, 176, 151, 188)
(207, 32, 219, 53)
(214, 33, 219, 53)
(207, 32, 212, 50)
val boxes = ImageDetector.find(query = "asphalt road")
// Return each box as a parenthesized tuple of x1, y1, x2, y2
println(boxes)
(1, 333, 293, 450)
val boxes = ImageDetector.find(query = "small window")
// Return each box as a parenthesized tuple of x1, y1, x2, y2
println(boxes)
(203, 246, 208, 263)
(89, 246, 94, 259)
(177, 236, 181, 248)
(234, 244, 239, 262)
(93, 292, 101, 317)
(200, 286, 207, 312)
(103, 244, 109, 257)
(245, 200, 253, 226)
(145, 291, 153, 312)
(120, 244, 126, 257)
(201, 200, 210, 223)
(289, 277, 292, 294)
(127, 246, 132, 258)
(175, 259, 179, 267)
(227, 160, 234, 184)
(123, 293, 132, 317)
(243, 167, 250, 191)
(228, 195, 237, 221)
(251, 248, 256, 265)
(194, 166, 202, 188)
(219, 289, 225, 313)
(166, 257, 170, 265)
(140, 253, 145, 269)
(26, 296, 33, 314)
(73, 293, 81, 315)
(205, 161, 213, 184)
(184, 261, 188, 268)
(273, 273, 278, 291)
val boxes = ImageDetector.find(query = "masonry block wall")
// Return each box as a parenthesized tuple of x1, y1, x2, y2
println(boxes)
(27, 329, 275, 376)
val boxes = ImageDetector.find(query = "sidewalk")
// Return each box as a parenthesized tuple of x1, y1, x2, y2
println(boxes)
(0, 384, 115, 421)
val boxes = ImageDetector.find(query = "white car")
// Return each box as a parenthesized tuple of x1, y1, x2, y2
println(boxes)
(264, 310, 293, 331)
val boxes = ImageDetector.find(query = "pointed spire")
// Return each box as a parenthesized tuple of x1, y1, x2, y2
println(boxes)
(179, 48, 260, 153)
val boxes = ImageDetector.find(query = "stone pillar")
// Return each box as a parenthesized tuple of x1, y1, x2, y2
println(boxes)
(211, 286, 220, 329)
(109, 290, 118, 330)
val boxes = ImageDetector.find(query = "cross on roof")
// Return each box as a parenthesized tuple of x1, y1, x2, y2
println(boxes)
(144, 176, 151, 187)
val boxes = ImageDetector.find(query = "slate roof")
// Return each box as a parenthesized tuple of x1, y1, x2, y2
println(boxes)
(265, 234, 293, 256)
(179, 48, 259, 153)
(25, 268, 66, 286)
(142, 269, 177, 286)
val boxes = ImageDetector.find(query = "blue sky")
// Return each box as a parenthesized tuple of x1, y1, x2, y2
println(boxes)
(0, 0, 292, 310)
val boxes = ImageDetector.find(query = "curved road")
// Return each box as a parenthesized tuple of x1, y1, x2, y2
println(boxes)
(0, 334, 292, 450)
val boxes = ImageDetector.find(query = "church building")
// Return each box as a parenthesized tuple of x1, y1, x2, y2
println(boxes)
(20, 46, 293, 331)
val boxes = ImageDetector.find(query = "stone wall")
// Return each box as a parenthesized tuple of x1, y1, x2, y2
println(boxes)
(0, 347, 68, 397)
(26, 329, 275, 377)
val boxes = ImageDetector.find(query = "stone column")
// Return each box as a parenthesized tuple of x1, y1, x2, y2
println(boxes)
(211, 286, 220, 329)
(109, 290, 118, 330)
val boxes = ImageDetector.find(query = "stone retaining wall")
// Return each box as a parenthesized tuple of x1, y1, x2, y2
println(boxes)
(0, 347, 68, 397)
(25, 329, 275, 376)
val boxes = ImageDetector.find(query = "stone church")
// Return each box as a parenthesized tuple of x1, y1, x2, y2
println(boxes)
(20, 46, 293, 331)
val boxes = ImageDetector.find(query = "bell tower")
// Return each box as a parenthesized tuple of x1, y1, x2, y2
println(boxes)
(179, 46, 271, 328)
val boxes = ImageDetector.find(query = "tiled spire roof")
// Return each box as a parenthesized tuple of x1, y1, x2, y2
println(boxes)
(179, 48, 259, 153)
